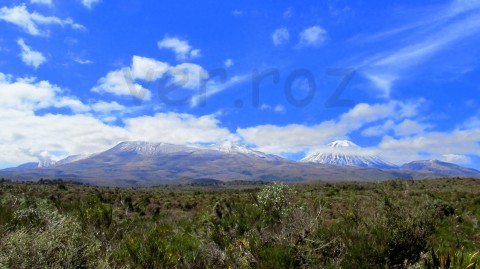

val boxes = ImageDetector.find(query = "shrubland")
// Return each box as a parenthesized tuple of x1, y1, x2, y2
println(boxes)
(0, 178, 479, 268)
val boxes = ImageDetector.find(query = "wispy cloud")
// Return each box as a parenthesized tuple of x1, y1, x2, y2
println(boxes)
(73, 58, 93, 65)
(190, 74, 250, 107)
(17, 39, 46, 69)
(351, 0, 480, 97)
(0, 4, 85, 36)
(158, 36, 200, 60)
(30, 0, 53, 7)
(81, 0, 101, 9)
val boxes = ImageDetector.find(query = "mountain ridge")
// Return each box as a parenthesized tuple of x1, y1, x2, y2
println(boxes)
(1, 140, 478, 186)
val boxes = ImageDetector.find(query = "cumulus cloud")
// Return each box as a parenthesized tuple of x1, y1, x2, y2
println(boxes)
(298, 26, 328, 47)
(0, 4, 85, 36)
(92, 55, 244, 106)
(238, 100, 424, 155)
(92, 55, 171, 100)
(169, 63, 208, 90)
(17, 38, 46, 69)
(272, 27, 290, 45)
(92, 69, 152, 100)
(0, 74, 89, 112)
(131, 55, 170, 81)
(91, 101, 125, 113)
(0, 111, 232, 165)
(158, 37, 200, 60)
(0, 72, 233, 165)
(124, 113, 231, 144)
(377, 126, 480, 165)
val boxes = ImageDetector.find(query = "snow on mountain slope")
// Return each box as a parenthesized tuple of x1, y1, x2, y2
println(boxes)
(301, 140, 398, 169)
(55, 154, 89, 165)
(209, 141, 279, 159)
(107, 141, 205, 156)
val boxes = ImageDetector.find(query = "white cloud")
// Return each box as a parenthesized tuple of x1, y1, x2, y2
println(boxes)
(91, 101, 125, 113)
(272, 27, 290, 45)
(298, 26, 328, 47)
(363, 73, 397, 98)
(54, 97, 90, 113)
(73, 58, 93, 65)
(131, 55, 170, 81)
(238, 100, 420, 155)
(462, 114, 480, 129)
(0, 4, 85, 36)
(92, 55, 172, 100)
(224, 58, 234, 68)
(361, 118, 428, 137)
(0, 111, 130, 164)
(1, 72, 479, 168)
(30, 0, 53, 6)
(0, 73, 89, 113)
(124, 113, 231, 144)
(352, 1, 480, 98)
(81, 0, 101, 9)
(92, 69, 152, 100)
(189, 74, 250, 107)
(169, 63, 208, 90)
(394, 119, 428, 136)
(442, 154, 470, 164)
(158, 37, 200, 60)
(376, 123, 480, 164)
(0, 72, 233, 165)
(17, 38, 46, 69)
(92, 55, 244, 106)
(259, 104, 286, 113)
(0, 111, 232, 165)
(361, 120, 395, 136)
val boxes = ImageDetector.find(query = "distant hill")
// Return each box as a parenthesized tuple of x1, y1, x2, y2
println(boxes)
(401, 160, 480, 176)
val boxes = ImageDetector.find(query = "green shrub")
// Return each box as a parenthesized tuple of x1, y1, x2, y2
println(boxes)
(256, 183, 295, 222)
(0, 199, 102, 268)
(122, 223, 201, 268)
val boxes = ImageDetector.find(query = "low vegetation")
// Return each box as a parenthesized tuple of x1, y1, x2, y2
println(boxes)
(0, 178, 479, 268)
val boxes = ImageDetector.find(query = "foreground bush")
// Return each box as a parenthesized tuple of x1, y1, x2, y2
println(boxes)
(0, 179, 479, 268)
(0, 196, 103, 268)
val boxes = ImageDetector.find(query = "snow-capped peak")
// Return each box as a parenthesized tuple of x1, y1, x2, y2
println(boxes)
(327, 140, 359, 148)
(301, 140, 397, 169)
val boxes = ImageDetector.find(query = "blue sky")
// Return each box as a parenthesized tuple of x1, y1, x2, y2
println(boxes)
(1, 0, 480, 168)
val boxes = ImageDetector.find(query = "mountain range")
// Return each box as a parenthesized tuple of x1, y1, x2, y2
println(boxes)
(1, 140, 478, 186)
